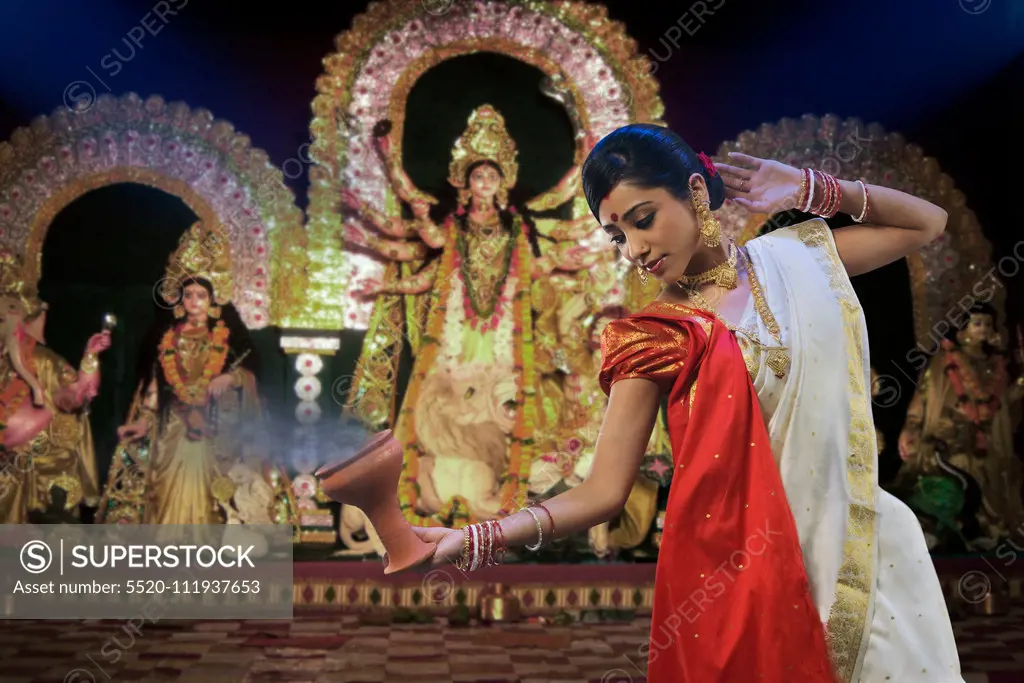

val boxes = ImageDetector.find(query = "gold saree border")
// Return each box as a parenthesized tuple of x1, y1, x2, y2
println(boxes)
(796, 220, 878, 683)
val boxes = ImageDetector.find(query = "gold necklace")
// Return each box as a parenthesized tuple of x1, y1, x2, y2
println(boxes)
(681, 247, 790, 379)
(676, 242, 739, 290)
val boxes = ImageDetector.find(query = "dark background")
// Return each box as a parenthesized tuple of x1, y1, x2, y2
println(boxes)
(0, 0, 1021, 486)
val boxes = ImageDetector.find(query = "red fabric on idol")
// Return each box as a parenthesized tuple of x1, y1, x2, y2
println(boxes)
(599, 303, 835, 682)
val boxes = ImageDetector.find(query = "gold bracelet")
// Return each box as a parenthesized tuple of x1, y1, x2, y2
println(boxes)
(80, 353, 99, 374)
(455, 528, 471, 571)
(524, 508, 544, 551)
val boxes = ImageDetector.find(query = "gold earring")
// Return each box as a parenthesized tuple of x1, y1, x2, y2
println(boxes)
(457, 187, 472, 206)
(636, 263, 649, 286)
(208, 305, 221, 319)
(694, 194, 721, 248)
(173, 304, 185, 319)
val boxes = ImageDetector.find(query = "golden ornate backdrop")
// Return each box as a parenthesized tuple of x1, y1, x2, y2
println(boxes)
(0, 92, 304, 328)
(301, 0, 666, 332)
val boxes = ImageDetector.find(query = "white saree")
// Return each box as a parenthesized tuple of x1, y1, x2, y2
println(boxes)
(733, 221, 963, 682)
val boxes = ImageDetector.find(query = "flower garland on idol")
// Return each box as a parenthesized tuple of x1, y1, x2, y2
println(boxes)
(396, 213, 538, 528)
(940, 339, 1007, 452)
(159, 321, 231, 439)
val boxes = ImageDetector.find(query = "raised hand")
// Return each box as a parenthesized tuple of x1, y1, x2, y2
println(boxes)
(351, 278, 382, 301)
(410, 200, 431, 219)
(85, 330, 112, 355)
(340, 189, 363, 212)
(342, 222, 370, 248)
(717, 152, 803, 215)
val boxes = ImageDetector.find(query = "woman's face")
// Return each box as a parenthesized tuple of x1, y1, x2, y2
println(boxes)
(598, 176, 703, 283)
(182, 283, 211, 319)
(468, 164, 501, 203)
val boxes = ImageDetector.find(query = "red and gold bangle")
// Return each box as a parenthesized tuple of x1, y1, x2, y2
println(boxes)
(827, 173, 843, 217)
(492, 521, 507, 565)
(483, 522, 493, 567)
(809, 169, 843, 218)
(802, 168, 815, 212)
(810, 169, 828, 215)
(822, 171, 838, 216)
(829, 173, 843, 217)
(816, 170, 831, 216)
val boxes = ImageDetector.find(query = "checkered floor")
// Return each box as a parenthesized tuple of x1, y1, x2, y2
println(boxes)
(0, 610, 1021, 682)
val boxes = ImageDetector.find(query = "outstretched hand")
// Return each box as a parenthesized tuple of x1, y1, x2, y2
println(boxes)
(207, 373, 234, 399)
(716, 152, 803, 215)
(410, 526, 464, 568)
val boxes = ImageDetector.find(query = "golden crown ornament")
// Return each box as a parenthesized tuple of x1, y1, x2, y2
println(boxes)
(448, 104, 519, 190)
(160, 221, 234, 306)
(0, 248, 45, 314)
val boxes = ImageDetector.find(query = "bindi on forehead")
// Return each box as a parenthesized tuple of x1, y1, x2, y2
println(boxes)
(610, 212, 619, 222)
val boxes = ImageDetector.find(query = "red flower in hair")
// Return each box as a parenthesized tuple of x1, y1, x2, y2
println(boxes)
(697, 151, 718, 176)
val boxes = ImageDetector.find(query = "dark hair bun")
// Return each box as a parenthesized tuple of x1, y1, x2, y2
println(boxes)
(583, 123, 727, 216)
(704, 166, 726, 211)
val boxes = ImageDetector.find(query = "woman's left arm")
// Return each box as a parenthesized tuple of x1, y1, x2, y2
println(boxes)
(718, 152, 948, 277)
(828, 181, 948, 277)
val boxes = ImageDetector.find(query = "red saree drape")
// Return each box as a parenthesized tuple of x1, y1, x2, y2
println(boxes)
(600, 304, 835, 682)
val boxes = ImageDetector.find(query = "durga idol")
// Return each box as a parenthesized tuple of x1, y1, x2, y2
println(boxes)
(97, 222, 293, 527)
(342, 105, 603, 527)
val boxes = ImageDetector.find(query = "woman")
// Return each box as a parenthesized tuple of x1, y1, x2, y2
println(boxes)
(99, 223, 290, 526)
(411, 124, 962, 682)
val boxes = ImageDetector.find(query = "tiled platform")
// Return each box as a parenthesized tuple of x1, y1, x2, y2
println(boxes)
(0, 609, 1021, 682)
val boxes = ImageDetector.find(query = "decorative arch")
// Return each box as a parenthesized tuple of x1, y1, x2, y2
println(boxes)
(301, 0, 665, 330)
(0, 92, 306, 329)
(714, 113, 1000, 349)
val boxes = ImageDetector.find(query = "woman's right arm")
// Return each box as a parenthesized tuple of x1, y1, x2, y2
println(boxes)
(476, 376, 662, 548)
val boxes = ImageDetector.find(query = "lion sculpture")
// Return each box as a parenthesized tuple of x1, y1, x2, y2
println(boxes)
(413, 363, 518, 520)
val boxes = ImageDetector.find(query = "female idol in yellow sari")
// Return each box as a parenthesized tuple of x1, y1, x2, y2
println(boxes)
(98, 223, 292, 527)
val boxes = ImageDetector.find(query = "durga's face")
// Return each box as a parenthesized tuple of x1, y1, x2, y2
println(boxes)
(468, 163, 502, 204)
(182, 283, 211, 320)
